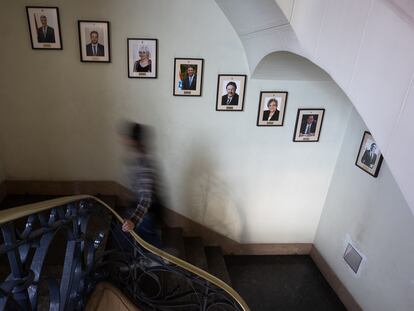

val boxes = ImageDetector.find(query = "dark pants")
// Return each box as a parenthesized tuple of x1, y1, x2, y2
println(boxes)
(135, 212, 162, 248)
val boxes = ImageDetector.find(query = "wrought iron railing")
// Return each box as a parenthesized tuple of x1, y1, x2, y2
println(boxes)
(0, 195, 250, 311)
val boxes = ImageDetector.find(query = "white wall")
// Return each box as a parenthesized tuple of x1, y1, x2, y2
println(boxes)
(291, 0, 414, 215)
(169, 79, 351, 243)
(314, 107, 414, 311)
(216, 0, 414, 215)
(0, 0, 352, 243)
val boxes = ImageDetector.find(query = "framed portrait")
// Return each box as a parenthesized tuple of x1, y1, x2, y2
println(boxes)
(173, 58, 204, 96)
(127, 38, 158, 78)
(26, 6, 62, 50)
(355, 131, 384, 177)
(257, 91, 288, 126)
(216, 74, 247, 111)
(293, 109, 325, 142)
(78, 21, 110, 63)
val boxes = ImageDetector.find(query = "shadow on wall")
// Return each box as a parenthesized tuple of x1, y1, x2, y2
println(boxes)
(181, 144, 246, 242)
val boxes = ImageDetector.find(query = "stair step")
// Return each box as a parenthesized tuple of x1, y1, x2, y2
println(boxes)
(162, 227, 186, 260)
(184, 237, 208, 271)
(95, 194, 118, 209)
(205, 246, 232, 286)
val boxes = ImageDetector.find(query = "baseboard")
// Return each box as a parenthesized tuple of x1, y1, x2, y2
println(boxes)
(310, 246, 362, 311)
(162, 206, 311, 255)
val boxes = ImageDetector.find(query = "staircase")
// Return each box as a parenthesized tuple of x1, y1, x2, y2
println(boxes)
(162, 227, 232, 286)
(0, 194, 234, 287)
(0, 194, 243, 310)
(0, 193, 347, 310)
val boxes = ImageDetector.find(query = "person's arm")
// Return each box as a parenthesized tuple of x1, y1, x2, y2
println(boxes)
(122, 159, 155, 232)
(129, 192, 152, 225)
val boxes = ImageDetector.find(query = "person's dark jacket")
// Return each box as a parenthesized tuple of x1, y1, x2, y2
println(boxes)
(182, 75, 197, 90)
(263, 110, 279, 121)
(221, 93, 239, 105)
(86, 43, 105, 56)
(37, 26, 55, 43)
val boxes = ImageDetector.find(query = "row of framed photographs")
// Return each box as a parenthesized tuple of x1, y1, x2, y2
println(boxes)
(26, 7, 114, 62)
(26, 7, 383, 175)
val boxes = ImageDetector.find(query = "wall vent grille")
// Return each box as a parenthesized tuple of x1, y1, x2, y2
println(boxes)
(343, 243, 363, 274)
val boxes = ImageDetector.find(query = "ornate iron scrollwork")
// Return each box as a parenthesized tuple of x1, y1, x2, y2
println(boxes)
(0, 197, 247, 311)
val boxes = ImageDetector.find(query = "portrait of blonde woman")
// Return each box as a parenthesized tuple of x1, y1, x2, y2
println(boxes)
(128, 38, 158, 78)
(134, 45, 152, 73)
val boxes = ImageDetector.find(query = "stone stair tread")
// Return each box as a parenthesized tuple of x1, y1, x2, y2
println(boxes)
(184, 237, 208, 271)
(205, 246, 232, 286)
(161, 227, 186, 260)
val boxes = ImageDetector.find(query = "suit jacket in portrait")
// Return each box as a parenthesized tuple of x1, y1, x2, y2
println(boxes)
(300, 120, 317, 135)
(37, 26, 55, 43)
(361, 149, 377, 167)
(221, 93, 239, 106)
(86, 43, 105, 56)
(182, 75, 197, 90)
(263, 110, 279, 121)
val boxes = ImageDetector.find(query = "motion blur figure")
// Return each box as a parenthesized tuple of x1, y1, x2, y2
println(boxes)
(119, 121, 163, 248)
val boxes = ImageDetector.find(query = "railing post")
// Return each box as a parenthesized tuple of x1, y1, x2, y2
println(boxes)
(1, 223, 31, 309)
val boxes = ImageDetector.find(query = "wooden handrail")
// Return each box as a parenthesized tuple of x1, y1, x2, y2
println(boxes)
(0, 194, 250, 311)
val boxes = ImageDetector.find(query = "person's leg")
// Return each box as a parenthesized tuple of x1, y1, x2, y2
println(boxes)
(135, 212, 162, 248)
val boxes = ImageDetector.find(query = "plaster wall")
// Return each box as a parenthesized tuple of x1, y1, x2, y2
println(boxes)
(314, 107, 414, 311)
(0, 0, 352, 243)
(290, 0, 414, 213)
(216, 0, 414, 215)
(0, 160, 4, 183)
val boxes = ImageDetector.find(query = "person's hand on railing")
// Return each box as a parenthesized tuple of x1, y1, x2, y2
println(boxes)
(122, 219, 135, 232)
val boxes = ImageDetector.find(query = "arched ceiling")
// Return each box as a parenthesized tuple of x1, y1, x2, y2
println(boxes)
(253, 51, 331, 81)
(215, 0, 414, 215)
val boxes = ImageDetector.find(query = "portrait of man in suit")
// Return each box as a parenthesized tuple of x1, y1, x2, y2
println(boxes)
(221, 81, 239, 106)
(361, 143, 377, 168)
(86, 31, 105, 56)
(181, 66, 197, 90)
(37, 15, 55, 43)
(299, 114, 317, 136)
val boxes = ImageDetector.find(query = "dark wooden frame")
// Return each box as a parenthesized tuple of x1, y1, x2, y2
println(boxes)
(173, 58, 204, 96)
(256, 91, 288, 126)
(215, 74, 247, 112)
(26, 6, 63, 50)
(78, 20, 111, 63)
(293, 108, 325, 142)
(355, 131, 384, 177)
(127, 38, 158, 79)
